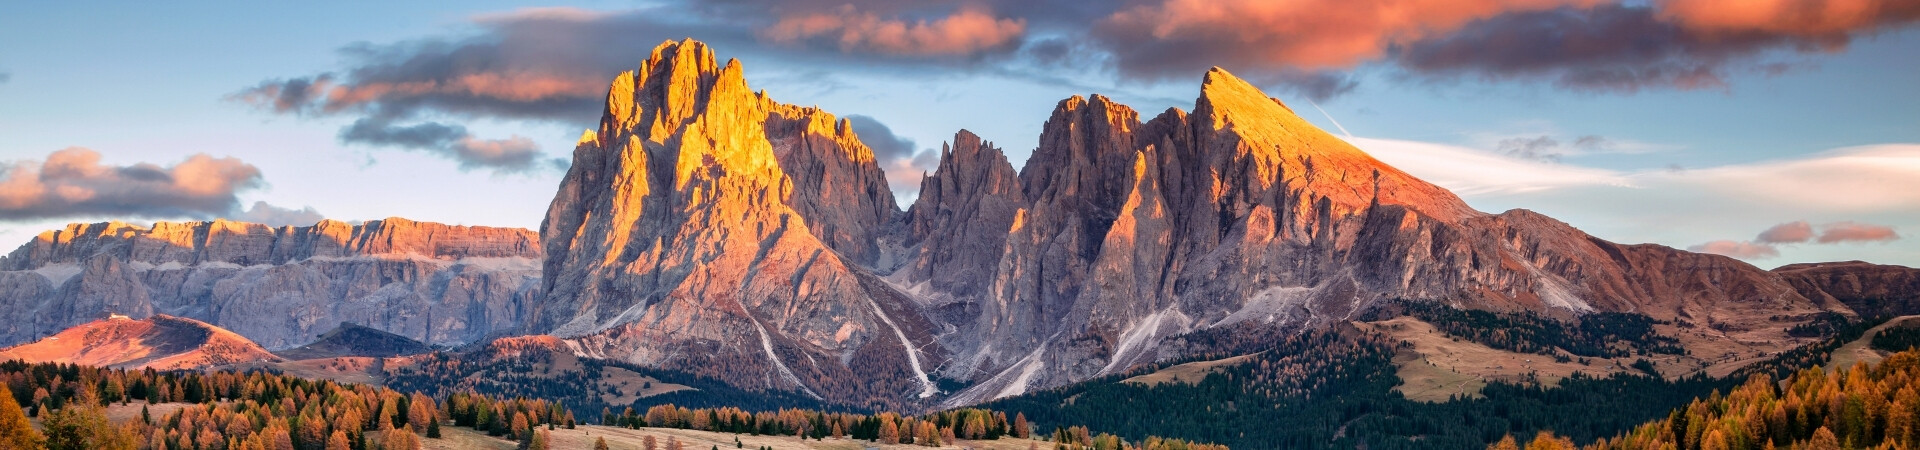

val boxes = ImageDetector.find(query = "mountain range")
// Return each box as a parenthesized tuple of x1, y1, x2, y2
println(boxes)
(2, 39, 1916, 415)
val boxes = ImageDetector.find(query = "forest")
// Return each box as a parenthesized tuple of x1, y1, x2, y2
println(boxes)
(985, 310, 1898, 449)
(1506, 349, 1920, 449)
(0, 359, 1225, 450)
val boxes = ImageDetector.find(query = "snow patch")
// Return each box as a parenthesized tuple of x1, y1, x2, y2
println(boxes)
(1214, 286, 1314, 327)
(1101, 307, 1191, 375)
(994, 346, 1048, 400)
(452, 256, 540, 272)
(751, 318, 822, 400)
(32, 264, 82, 286)
(863, 294, 939, 398)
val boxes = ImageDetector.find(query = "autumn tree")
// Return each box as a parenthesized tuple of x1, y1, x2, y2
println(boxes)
(0, 384, 43, 450)
(644, 434, 658, 450)
(595, 436, 611, 450)
(529, 429, 551, 450)
(879, 416, 900, 444)
(383, 425, 421, 450)
(40, 401, 134, 450)
(1013, 412, 1031, 439)
(326, 431, 352, 450)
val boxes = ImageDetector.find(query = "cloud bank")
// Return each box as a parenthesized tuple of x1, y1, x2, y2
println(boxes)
(0, 148, 265, 222)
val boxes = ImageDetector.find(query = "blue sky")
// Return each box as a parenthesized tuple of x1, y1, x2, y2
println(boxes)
(1, 1, 1916, 267)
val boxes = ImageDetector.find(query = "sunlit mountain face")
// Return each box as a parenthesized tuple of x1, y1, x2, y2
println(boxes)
(0, 3, 1917, 450)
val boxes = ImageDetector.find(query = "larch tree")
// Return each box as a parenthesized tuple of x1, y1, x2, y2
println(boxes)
(0, 384, 43, 450)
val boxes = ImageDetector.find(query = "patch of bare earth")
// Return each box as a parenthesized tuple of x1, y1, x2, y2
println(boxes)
(1120, 353, 1258, 387)
(1828, 315, 1920, 371)
(1357, 317, 1638, 402)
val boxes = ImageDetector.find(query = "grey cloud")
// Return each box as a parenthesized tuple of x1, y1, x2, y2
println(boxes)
(844, 115, 918, 162)
(1256, 71, 1360, 103)
(0, 148, 265, 222)
(1497, 136, 1563, 163)
(230, 201, 326, 227)
(339, 118, 563, 174)
(1387, 3, 1918, 92)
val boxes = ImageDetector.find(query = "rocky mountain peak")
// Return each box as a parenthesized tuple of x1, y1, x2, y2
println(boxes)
(538, 39, 938, 407)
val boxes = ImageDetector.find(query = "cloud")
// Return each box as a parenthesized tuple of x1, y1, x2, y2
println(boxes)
(844, 115, 917, 162)
(1497, 136, 1565, 162)
(1817, 221, 1900, 243)
(1658, 0, 1920, 39)
(339, 118, 563, 174)
(1757, 220, 1816, 243)
(229, 201, 325, 227)
(1344, 136, 1632, 195)
(765, 6, 1027, 56)
(1390, 2, 1920, 92)
(1687, 240, 1781, 259)
(1354, 135, 1917, 263)
(843, 114, 939, 198)
(0, 148, 264, 222)
(1091, 0, 1601, 80)
(1693, 220, 1899, 260)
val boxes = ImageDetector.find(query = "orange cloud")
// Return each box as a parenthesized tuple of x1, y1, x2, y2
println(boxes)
(0, 148, 265, 221)
(766, 6, 1027, 56)
(1756, 220, 1816, 243)
(1095, 0, 1602, 77)
(1687, 240, 1780, 259)
(1659, 0, 1920, 40)
(1817, 221, 1900, 243)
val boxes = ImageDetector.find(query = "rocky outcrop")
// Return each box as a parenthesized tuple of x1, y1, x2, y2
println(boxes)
(0, 314, 281, 370)
(0, 218, 542, 349)
(931, 68, 1828, 403)
(528, 40, 1845, 408)
(536, 39, 941, 408)
(1776, 261, 1920, 317)
(894, 130, 1024, 325)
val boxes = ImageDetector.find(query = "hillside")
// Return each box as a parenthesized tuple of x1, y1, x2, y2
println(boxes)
(276, 322, 436, 360)
(0, 314, 280, 370)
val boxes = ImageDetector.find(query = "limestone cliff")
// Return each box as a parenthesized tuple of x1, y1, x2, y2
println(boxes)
(532, 41, 1847, 408)
(0, 218, 541, 349)
(536, 39, 940, 408)
(931, 68, 1829, 403)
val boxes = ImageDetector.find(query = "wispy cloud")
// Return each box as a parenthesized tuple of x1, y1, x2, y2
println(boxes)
(1353, 136, 1916, 262)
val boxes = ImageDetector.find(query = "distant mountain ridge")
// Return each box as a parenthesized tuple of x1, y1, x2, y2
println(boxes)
(0, 217, 541, 349)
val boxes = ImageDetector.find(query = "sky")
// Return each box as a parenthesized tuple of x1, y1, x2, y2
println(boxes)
(1, 0, 1916, 267)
